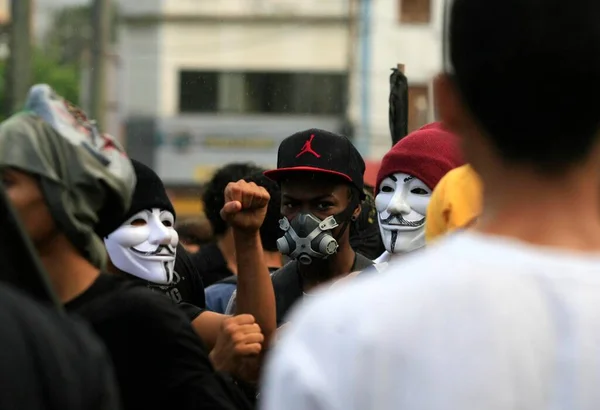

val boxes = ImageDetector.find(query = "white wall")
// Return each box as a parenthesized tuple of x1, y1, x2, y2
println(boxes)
(357, 0, 444, 160)
(160, 21, 349, 117)
(163, 0, 348, 18)
(118, 24, 163, 117)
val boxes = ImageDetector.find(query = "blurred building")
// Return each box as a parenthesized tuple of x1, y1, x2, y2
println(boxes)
(351, 0, 442, 161)
(118, 0, 353, 193)
(79, 49, 123, 141)
(0, 0, 7, 24)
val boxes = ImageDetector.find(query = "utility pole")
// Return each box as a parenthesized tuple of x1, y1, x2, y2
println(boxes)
(6, 0, 33, 115)
(346, 0, 358, 114)
(90, 0, 110, 130)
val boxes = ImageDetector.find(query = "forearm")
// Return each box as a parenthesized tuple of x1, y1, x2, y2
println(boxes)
(233, 229, 276, 348)
(192, 311, 228, 351)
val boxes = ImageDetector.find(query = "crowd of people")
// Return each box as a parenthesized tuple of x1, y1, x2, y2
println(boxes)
(3, 0, 600, 408)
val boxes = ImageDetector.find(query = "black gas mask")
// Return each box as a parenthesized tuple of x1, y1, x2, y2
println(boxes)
(276, 194, 359, 265)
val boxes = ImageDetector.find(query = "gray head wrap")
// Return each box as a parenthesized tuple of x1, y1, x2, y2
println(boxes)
(0, 84, 136, 269)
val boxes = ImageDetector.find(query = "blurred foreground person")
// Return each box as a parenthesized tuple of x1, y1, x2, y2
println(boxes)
(262, 0, 600, 408)
(0, 283, 120, 410)
(0, 85, 251, 409)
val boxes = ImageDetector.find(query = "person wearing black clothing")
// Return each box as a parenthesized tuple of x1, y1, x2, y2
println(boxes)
(65, 274, 251, 410)
(102, 159, 273, 366)
(225, 129, 373, 325)
(101, 160, 206, 316)
(349, 188, 386, 260)
(0, 283, 120, 410)
(0, 89, 252, 410)
(195, 163, 264, 287)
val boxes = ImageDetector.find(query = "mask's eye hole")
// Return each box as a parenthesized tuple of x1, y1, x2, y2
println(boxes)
(381, 186, 394, 193)
(130, 218, 146, 226)
(411, 188, 429, 195)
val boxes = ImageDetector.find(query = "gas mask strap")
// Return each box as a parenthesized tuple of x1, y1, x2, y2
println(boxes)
(333, 192, 360, 243)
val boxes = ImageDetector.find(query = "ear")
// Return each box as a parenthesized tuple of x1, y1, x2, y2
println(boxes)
(434, 73, 478, 136)
(351, 203, 361, 221)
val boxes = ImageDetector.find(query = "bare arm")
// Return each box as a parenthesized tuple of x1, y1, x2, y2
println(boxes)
(233, 229, 276, 348)
(192, 311, 228, 351)
(220, 180, 277, 351)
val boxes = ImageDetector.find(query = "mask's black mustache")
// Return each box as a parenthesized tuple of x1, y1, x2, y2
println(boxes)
(131, 245, 175, 257)
(380, 214, 425, 227)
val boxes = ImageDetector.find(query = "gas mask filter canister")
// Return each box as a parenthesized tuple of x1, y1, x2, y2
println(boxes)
(276, 213, 340, 265)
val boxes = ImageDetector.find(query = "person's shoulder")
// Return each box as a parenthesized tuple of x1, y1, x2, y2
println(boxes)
(271, 261, 297, 282)
(205, 282, 237, 313)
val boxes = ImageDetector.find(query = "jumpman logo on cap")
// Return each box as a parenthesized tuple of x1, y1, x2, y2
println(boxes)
(296, 134, 321, 158)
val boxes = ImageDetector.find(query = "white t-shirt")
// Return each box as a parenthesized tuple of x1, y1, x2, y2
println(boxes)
(261, 232, 600, 410)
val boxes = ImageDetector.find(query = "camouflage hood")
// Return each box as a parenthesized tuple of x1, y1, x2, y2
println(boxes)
(0, 84, 136, 269)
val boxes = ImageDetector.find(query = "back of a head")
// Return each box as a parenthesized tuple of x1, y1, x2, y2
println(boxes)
(425, 164, 482, 242)
(244, 171, 282, 252)
(449, 0, 600, 171)
(202, 162, 265, 236)
(176, 216, 214, 246)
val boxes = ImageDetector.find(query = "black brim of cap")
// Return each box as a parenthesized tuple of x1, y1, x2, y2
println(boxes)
(264, 166, 353, 183)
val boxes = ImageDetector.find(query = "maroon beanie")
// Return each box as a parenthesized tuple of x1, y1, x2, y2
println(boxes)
(376, 122, 464, 192)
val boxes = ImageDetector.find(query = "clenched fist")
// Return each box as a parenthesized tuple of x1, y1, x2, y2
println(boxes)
(220, 180, 270, 233)
(209, 314, 264, 382)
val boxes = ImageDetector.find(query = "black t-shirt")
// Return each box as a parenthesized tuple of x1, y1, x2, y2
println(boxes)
(145, 243, 207, 321)
(191, 242, 235, 288)
(271, 253, 374, 326)
(0, 283, 120, 410)
(65, 274, 251, 410)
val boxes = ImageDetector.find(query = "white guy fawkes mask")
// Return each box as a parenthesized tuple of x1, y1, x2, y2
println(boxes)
(375, 172, 432, 254)
(104, 208, 179, 284)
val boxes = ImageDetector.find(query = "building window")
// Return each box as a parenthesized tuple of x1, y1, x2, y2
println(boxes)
(178, 70, 347, 115)
(179, 71, 219, 113)
(408, 85, 430, 132)
(399, 0, 431, 24)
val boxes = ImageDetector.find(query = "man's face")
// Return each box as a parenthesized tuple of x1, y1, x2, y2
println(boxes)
(375, 172, 432, 253)
(104, 208, 179, 285)
(280, 174, 359, 242)
(1, 168, 57, 247)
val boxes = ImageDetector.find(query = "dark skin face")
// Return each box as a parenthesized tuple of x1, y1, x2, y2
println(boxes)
(280, 173, 361, 287)
(1, 168, 58, 248)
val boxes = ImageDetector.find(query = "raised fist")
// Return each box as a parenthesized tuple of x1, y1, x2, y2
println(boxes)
(220, 180, 270, 233)
(209, 314, 264, 382)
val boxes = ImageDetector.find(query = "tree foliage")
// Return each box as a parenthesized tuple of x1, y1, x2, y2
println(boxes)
(0, 50, 80, 121)
(44, 4, 119, 68)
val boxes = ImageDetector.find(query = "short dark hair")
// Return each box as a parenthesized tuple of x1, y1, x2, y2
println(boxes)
(202, 163, 264, 236)
(243, 172, 282, 252)
(175, 217, 214, 246)
(449, 0, 600, 172)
